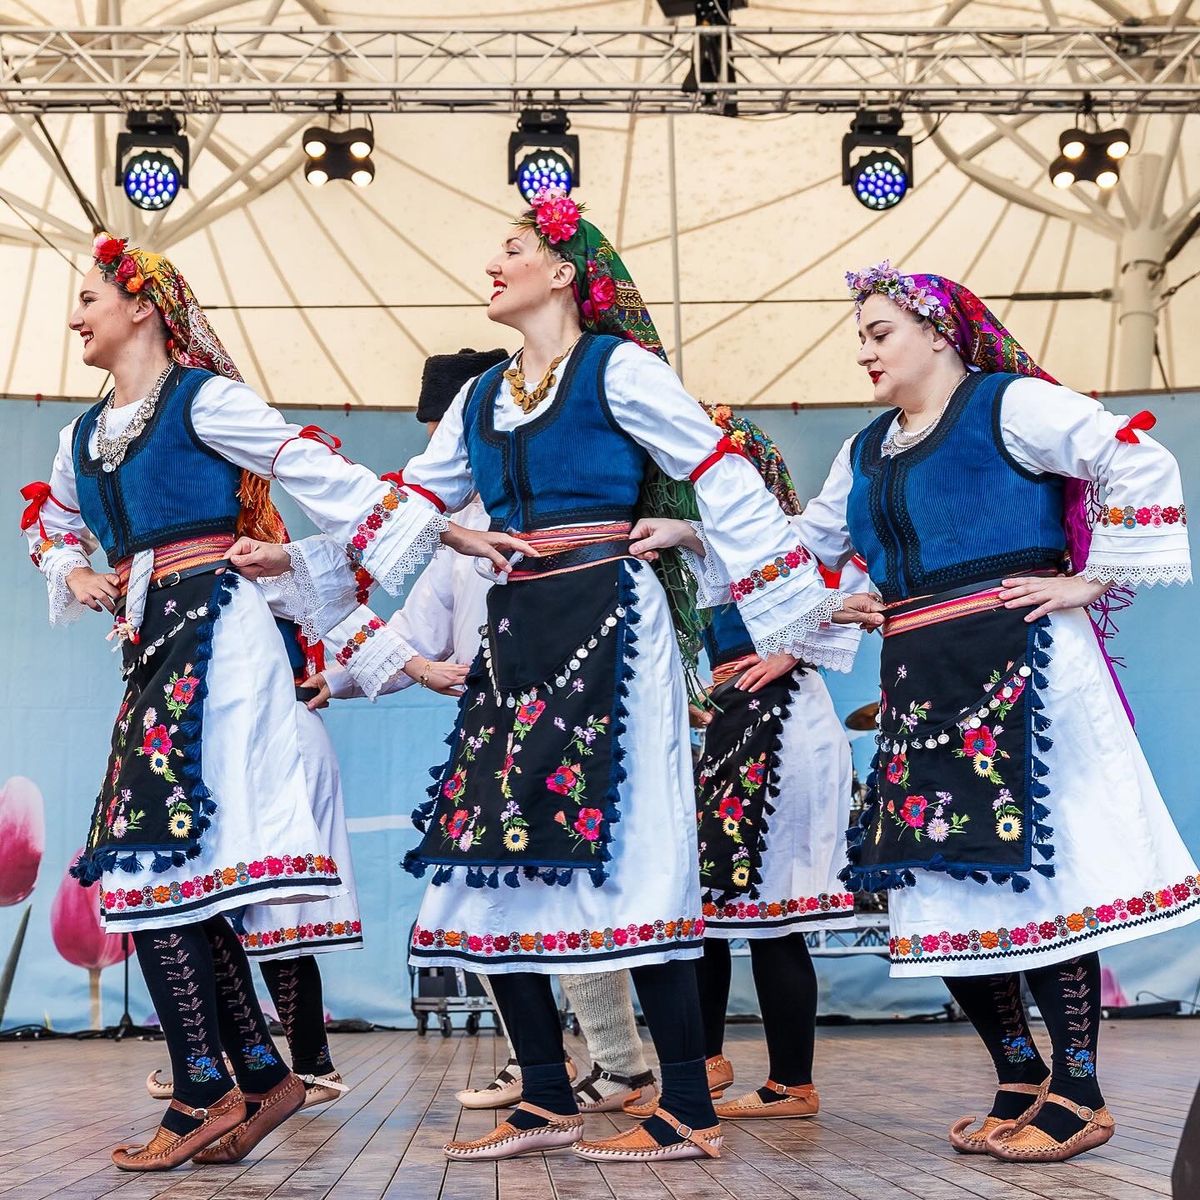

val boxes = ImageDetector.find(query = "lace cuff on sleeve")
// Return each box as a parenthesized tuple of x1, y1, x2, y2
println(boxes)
(46, 552, 91, 626)
(796, 620, 862, 674)
(324, 610, 418, 702)
(742, 588, 847, 662)
(1081, 520, 1191, 588)
(272, 536, 363, 642)
(679, 522, 732, 609)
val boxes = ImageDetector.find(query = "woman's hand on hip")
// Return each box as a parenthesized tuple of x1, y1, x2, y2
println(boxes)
(441, 524, 539, 573)
(302, 672, 331, 710)
(736, 652, 799, 693)
(832, 591, 885, 631)
(66, 565, 120, 613)
(403, 655, 470, 697)
(1000, 574, 1110, 622)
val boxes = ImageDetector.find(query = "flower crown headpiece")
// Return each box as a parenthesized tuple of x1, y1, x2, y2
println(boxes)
(515, 187, 586, 248)
(845, 259, 949, 333)
(91, 232, 150, 294)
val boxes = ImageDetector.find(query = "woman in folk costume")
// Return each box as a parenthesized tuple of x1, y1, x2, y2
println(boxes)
(304, 191, 875, 1163)
(799, 262, 1196, 1162)
(670, 407, 862, 1122)
(312, 348, 661, 1117)
(22, 234, 523, 1171)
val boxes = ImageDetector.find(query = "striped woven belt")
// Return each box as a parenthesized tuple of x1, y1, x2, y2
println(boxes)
(114, 533, 236, 594)
(883, 570, 1056, 638)
(508, 522, 632, 581)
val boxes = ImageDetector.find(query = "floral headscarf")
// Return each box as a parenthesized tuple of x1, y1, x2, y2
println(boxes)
(91, 233, 285, 543)
(845, 260, 1056, 383)
(516, 191, 666, 360)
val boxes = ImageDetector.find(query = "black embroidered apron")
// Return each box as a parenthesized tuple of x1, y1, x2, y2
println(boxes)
(405, 557, 640, 888)
(842, 580, 1055, 894)
(695, 666, 804, 905)
(74, 570, 237, 884)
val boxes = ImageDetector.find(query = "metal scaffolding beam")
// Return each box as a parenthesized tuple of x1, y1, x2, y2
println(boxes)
(0, 24, 1197, 114)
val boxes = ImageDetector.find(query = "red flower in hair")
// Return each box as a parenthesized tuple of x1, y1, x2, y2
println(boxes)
(533, 193, 581, 245)
(115, 255, 139, 283)
(93, 236, 125, 265)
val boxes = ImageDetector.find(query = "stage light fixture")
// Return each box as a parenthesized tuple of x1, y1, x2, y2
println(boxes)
(1047, 123, 1131, 191)
(115, 110, 189, 212)
(1060, 130, 1087, 160)
(1101, 129, 1131, 160)
(302, 125, 376, 187)
(842, 109, 913, 212)
(508, 109, 580, 201)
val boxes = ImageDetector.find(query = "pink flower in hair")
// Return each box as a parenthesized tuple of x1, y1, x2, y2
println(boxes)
(533, 190, 581, 245)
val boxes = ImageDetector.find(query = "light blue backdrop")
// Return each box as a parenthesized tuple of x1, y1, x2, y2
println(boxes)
(2, 392, 1197, 1031)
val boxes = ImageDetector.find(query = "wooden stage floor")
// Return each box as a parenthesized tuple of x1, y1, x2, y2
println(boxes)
(0, 1020, 1194, 1200)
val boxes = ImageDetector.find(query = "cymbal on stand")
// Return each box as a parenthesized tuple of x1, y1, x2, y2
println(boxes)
(844, 701, 879, 731)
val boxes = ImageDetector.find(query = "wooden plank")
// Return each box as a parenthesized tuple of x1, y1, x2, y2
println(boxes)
(0, 1018, 1191, 1200)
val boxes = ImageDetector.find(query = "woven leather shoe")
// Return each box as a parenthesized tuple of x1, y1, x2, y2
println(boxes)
(191, 1073, 305, 1164)
(111, 1087, 246, 1171)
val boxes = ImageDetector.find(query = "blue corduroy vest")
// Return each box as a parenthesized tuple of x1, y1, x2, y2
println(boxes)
(462, 333, 649, 532)
(701, 603, 756, 669)
(847, 372, 1067, 602)
(72, 366, 243, 563)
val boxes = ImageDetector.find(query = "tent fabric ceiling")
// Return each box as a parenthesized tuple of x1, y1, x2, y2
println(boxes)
(1, 0, 1197, 408)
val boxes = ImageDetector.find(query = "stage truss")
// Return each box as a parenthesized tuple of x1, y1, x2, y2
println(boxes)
(0, 24, 1196, 115)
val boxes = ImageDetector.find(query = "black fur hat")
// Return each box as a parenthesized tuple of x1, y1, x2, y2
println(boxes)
(416, 347, 510, 423)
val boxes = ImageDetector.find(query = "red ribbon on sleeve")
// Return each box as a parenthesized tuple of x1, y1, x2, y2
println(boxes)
(1115, 410, 1156, 444)
(19, 481, 52, 532)
(381, 470, 447, 514)
(20, 481, 78, 538)
(299, 424, 342, 451)
(270, 424, 348, 476)
(688, 435, 749, 484)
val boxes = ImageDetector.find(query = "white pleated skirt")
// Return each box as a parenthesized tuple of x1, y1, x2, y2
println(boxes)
(238, 703, 363, 959)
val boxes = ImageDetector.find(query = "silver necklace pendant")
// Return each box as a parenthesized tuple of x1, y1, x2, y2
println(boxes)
(96, 364, 173, 472)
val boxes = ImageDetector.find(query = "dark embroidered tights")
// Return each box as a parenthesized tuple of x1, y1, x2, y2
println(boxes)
(132, 925, 235, 1137)
(258, 954, 335, 1078)
(944, 971, 1050, 1121)
(202, 915, 290, 1111)
(1024, 953, 1104, 1141)
(946, 954, 1104, 1140)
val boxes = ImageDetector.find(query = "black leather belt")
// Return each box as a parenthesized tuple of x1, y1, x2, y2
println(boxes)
(115, 561, 233, 615)
(884, 568, 1058, 616)
(512, 539, 632, 576)
(150, 561, 231, 590)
